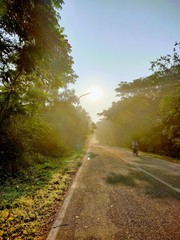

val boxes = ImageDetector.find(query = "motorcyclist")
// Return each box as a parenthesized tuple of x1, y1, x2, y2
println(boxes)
(132, 140, 138, 156)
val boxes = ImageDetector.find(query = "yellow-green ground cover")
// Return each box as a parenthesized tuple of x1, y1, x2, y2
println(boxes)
(0, 151, 84, 239)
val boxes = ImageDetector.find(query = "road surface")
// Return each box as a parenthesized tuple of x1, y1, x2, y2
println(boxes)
(47, 145, 180, 240)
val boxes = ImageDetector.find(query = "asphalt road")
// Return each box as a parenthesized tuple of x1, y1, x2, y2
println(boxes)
(47, 144, 180, 240)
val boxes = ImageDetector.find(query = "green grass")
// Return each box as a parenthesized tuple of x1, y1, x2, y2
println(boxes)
(139, 151, 180, 164)
(0, 150, 85, 239)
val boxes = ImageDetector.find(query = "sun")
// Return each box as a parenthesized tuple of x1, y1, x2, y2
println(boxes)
(88, 86, 103, 101)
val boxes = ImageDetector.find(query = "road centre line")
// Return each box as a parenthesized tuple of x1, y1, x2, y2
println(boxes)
(106, 150, 180, 194)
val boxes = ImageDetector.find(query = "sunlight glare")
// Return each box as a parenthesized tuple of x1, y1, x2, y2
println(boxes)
(88, 86, 103, 101)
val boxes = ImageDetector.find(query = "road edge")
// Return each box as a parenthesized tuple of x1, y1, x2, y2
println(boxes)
(46, 148, 89, 240)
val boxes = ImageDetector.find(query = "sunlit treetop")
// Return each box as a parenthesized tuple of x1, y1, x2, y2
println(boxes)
(0, 0, 77, 119)
(115, 43, 180, 99)
(0, 0, 76, 87)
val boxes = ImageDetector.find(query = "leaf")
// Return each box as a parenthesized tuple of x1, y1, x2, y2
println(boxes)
(6, 212, 11, 219)
(0, 230, 4, 237)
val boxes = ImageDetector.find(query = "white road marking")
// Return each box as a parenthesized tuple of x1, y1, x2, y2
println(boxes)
(47, 146, 180, 239)
(107, 149, 180, 194)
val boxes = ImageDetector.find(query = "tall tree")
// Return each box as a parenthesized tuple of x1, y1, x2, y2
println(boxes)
(98, 43, 180, 157)
(115, 43, 180, 99)
(0, 0, 77, 122)
(0, 0, 78, 175)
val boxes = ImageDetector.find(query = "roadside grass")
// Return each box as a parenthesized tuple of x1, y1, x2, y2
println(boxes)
(0, 150, 85, 239)
(139, 151, 180, 164)
(123, 147, 179, 164)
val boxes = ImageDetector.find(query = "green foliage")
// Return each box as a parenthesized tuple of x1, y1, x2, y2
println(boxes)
(98, 95, 157, 147)
(0, 113, 49, 176)
(0, 150, 84, 239)
(0, 0, 76, 118)
(45, 101, 91, 151)
(97, 43, 180, 158)
(158, 88, 180, 156)
(0, 5, 90, 238)
(116, 43, 180, 100)
(0, 0, 90, 178)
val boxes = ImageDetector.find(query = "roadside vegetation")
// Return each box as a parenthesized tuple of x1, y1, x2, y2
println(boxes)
(0, 0, 179, 238)
(0, 1, 92, 238)
(97, 43, 180, 159)
(0, 150, 85, 239)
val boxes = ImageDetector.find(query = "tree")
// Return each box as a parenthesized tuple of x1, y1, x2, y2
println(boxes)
(158, 88, 180, 157)
(0, 0, 77, 122)
(44, 101, 91, 153)
(115, 43, 180, 100)
(98, 43, 180, 157)
(150, 42, 180, 80)
(0, 0, 78, 175)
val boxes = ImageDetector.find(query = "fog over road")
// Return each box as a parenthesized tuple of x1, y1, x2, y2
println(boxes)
(47, 145, 180, 240)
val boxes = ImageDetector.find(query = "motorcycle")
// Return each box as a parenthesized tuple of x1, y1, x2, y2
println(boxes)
(132, 147, 138, 156)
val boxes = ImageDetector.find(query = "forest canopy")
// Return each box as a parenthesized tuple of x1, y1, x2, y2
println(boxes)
(97, 43, 180, 158)
(0, 0, 91, 178)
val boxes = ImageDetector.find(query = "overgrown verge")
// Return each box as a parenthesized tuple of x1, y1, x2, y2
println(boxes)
(0, 150, 85, 239)
(139, 151, 180, 164)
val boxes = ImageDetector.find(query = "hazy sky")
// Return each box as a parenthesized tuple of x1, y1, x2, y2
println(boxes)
(60, 0, 180, 122)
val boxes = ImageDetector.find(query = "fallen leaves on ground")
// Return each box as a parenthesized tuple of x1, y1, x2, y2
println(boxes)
(0, 154, 83, 239)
